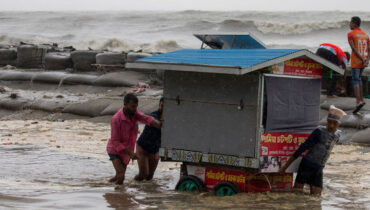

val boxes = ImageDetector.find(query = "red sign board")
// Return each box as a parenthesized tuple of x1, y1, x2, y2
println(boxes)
(205, 168, 247, 191)
(203, 167, 293, 192)
(260, 133, 310, 157)
(283, 58, 323, 77)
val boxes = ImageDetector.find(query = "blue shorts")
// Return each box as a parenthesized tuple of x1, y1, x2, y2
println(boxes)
(351, 68, 364, 87)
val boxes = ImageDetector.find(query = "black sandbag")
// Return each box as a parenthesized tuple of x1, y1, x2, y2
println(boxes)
(351, 128, 370, 144)
(17, 44, 48, 68)
(62, 74, 98, 85)
(0, 70, 36, 81)
(93, 71, 145, 87)
(96, 52, 126, 65)
(62, 99, 114, 117)
(32, 72, 68, 84)
(126, 52, 152, 63)
(71, 50, 100, 71)
(0, 48, 17, 66)
(44, 52, 73, 70)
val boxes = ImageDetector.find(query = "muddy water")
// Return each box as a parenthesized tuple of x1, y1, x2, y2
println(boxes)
(0, 120, 369, 209)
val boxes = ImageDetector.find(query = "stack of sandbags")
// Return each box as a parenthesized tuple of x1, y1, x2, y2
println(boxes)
(96, 52, 126, 65)
(44, 52, 73, 70)
(0, 47, 17, 66)
(17, 44, 55, 68)
(71, 50, 100, 71)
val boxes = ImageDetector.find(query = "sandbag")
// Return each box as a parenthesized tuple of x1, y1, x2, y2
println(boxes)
(340, 113, 370, 129)
(27, 99, 69, 112)
(0, 97, 30, 110)
(351, 128, 370, 144)
(100, 100, 122, 115)
(0, 71, 36, 81)
(62, 99, 114, 117)
(126, 52, 152, 63)
(61, 74, 98, 85)
(0, 48, 17, 66)
(44, 52, 73, 70)
(137, 97, 159, 115)
(100, 97, 159, 116)
(17, 45, 48, 68)
(93, 71, 145, 87)
(320, 97, 370, 111)
(319, 109, 328, 121)
(71, 50, 100, 71)
(32, 72, 68, 84)
(338, 128, 359, 144)
(96, 52, 126, 65)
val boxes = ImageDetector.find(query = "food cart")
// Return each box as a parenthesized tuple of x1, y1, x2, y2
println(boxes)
(127, 35, 344, 196)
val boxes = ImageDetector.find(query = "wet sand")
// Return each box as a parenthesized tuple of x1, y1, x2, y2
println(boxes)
(0, 119, 369, 209)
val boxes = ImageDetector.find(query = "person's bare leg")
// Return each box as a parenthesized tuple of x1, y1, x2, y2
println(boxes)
(310, 185, 322, 196)
(293, 182, 304, 193)
(354, 86, 362, 106)
(135, 144, 149, 181)
(146, 152, 160, 180)
(359, 85, 364, 104)
(109, 176, 117, 183)
(111, 158, 127, 185)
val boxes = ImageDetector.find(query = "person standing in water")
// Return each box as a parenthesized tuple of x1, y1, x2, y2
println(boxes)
(106, 94, 162, 185)
(135, 97, 163, 181)
(347, 16, 369, 114)
(279, 105, 346, 195)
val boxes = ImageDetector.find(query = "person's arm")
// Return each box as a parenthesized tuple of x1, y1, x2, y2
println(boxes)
(348, 36, 365, 65)
(279, 129, 321, 173)
(136, 110, 162, 129)
(365, 38, 370, 67)
(150, 119, 162, 129)
(122, 149, 139, 159)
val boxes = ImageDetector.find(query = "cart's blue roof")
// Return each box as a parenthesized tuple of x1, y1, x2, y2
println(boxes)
(138, 49, 302, 68)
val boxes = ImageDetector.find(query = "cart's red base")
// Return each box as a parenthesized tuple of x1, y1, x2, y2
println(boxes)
(177, 163, 293, 195)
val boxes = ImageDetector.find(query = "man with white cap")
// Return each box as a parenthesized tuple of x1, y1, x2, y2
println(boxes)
(279, 105, 346, 195)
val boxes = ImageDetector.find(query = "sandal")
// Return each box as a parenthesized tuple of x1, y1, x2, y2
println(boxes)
(353, 102, 366, 114)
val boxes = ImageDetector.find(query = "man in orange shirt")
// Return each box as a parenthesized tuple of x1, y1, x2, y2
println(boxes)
(348, 16, 369, 114)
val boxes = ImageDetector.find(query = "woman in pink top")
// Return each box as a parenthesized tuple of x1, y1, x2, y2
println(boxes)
(106, 94, 162, 185)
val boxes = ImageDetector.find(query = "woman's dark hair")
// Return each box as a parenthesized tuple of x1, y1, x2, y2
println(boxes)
(124, 93, 138, 104)
(351, 16, 361, 27)
(160, 97, 164, 103)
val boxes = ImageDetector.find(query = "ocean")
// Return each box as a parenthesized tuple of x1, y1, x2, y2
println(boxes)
(0, 11, 369, 52)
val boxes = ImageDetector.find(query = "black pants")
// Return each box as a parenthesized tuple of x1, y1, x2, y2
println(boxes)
(316, 48, 340, 96)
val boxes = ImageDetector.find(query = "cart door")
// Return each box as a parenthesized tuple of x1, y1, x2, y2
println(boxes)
(162, 71, 261, 158)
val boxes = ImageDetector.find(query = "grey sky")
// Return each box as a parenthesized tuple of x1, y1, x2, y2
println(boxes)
(0, 0, 369, 11)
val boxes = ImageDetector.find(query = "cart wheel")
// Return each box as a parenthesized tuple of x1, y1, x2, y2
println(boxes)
(175, 175, 206, 192)
(214, 182, 241, 196)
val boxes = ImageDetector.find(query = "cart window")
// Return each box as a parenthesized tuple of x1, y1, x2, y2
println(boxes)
(265, 75, 321, 133)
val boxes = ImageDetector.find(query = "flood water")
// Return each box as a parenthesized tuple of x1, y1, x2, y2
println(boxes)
(0, 120, 369, 209)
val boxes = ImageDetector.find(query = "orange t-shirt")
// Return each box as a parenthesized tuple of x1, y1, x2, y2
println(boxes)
(348, 27, 370, 68)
